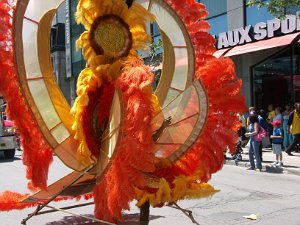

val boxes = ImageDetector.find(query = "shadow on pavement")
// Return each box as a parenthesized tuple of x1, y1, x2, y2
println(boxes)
(119, 213, 163, 225)
(283, 165, 299, 169)
(0, 151, 22, 162)
(0, 156, 22, 162)
(45, 215, 99, 225)
(265, 165, 284, 174)
(261, 160, 273, 164)
(45, 213, 163, 225)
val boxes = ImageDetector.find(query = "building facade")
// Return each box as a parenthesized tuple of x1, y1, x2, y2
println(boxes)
(64, 0, 85, 104)
(201, 0, 300, 110)
(50, 2, 72, 103)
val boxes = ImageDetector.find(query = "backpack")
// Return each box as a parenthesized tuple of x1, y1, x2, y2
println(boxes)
(258, 115, 268, 131)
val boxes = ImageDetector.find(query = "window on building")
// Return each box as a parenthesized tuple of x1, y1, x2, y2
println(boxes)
(151, 22, 160, 37)
(198, 0, 227, 18)
(294, 43, 300, 75)
(252, 43, 300, 110)
(50, 24, 65, 51)
(197, 0, 227, 36)
(207, 14, 228, 36)
(293, 44, 300, 101)
(70, 0, 85, 77)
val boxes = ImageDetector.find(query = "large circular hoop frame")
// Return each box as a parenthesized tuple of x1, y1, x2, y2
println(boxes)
(12, 0, 208, 172)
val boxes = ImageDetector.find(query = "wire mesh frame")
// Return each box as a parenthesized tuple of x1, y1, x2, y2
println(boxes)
(149, 0, 196, 106)
(153, 80, 209, 162)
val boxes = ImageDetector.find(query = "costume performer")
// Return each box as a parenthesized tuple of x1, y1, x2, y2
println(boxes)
(0, 0, 246, 224)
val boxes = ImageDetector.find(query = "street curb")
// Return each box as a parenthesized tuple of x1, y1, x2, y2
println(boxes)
(225, 159, 300, 176)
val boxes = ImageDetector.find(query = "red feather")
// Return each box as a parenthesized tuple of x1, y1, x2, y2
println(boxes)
(0, 0, 53, 190)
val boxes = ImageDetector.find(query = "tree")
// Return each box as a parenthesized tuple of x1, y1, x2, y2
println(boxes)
(149, 37, 162, 68)
(247, 0, 300, 19)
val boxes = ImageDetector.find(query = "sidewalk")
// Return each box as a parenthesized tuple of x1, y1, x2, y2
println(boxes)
(225, 147, 300, 175)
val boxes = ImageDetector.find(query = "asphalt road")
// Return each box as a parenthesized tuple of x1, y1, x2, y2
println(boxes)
(0, 151, 300, 225)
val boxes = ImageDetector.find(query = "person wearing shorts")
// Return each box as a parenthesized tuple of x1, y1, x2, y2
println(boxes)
(270, 120, 283, 167)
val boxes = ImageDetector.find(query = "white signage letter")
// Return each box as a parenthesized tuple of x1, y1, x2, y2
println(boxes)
(267, 19, 280, 37)
(228, 29, 239, 46)
(218, 32, 229, 49)
(239, 25, 252, 44)
(281, 15, 296, 34)
(254, 22, 267, 40)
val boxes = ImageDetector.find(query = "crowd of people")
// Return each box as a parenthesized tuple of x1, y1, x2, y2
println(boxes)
(236, 103, 300, 171)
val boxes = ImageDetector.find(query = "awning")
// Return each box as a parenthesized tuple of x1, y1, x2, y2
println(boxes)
(214, 32, 300, 58)
(213, 48, 229, 58)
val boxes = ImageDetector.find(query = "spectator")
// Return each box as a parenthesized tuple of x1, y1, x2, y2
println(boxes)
(266, 104, 275, 148)
(267, 104, 275, 123)
(257, 109, 268, 161)
(270, 120, 283, 167)
(286, 102, 300, 156)
(245, 112, 262, 171)
(272, 107, 282, 124)
(282, 104, 294, 150)
(237, 113, 248, 147)
(246, 106, 255, 127)
(258, 109, 268, 130)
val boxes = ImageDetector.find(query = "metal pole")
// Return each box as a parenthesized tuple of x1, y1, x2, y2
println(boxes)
(168, 203, 200, 225)
(43, 205, 116, 225)
(140, 201, 150, 225)
(21, 163, 96, 225)
(34, 202, 94, 215)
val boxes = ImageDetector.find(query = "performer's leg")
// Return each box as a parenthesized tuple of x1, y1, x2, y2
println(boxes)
(140, 201, 150, 225)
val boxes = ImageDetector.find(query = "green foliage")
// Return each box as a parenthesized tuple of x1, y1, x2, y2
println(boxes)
(148, 38, 162, 90)
(149, 38, 162, 56)
(247, 0, 300, 19)
(148, 38, 162, 68)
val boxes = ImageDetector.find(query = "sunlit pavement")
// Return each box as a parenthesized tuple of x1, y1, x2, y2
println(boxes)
(226, 147, 300, 175)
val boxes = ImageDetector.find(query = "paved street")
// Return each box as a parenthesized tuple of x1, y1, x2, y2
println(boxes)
(1, 151, 300, 225)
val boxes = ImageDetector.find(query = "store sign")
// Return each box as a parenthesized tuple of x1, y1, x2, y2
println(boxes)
(217, 15, 300, 49)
